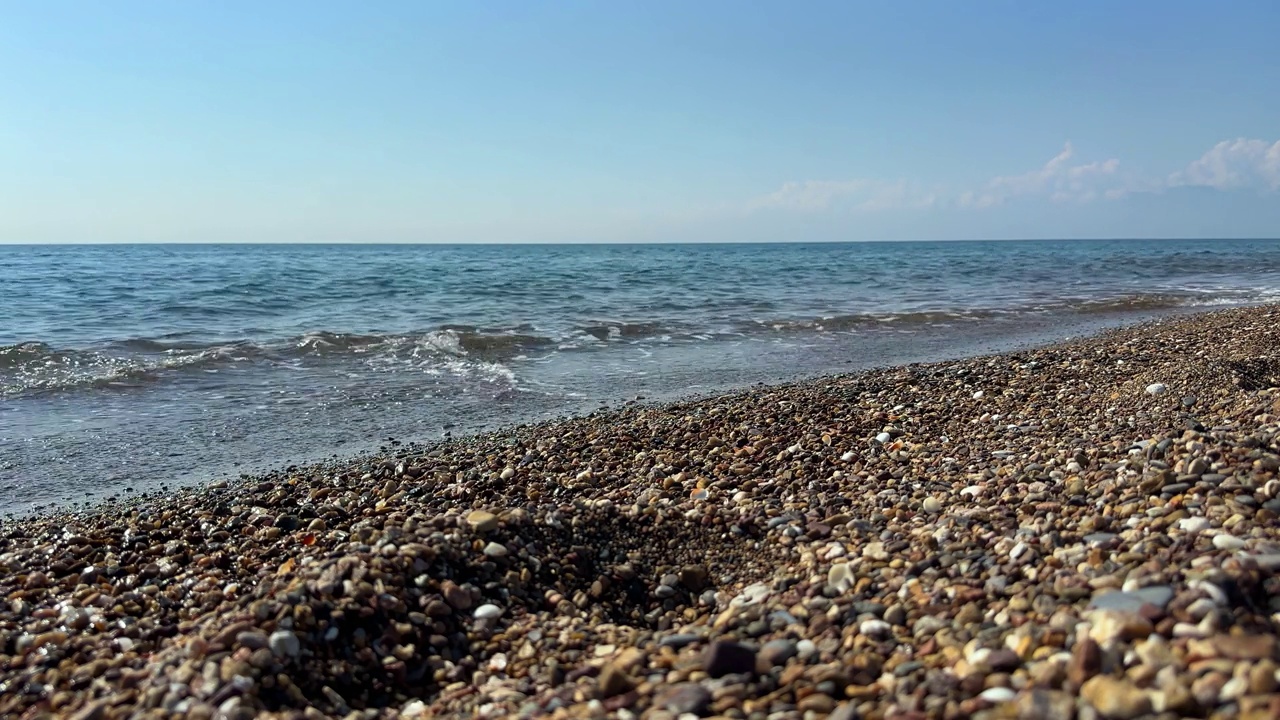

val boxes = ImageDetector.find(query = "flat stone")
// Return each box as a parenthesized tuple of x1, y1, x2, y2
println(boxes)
(703, 641, 756, 678)
(1213, 534, 1246, 550)
(658, 633, 701, 650)
(596, 662, 635, 697)
(1081, 675, 1152, 719)
(1016, 689, 1076, 720)
(1088, 585, 1174, 613)
(1179, 517, 1211, 533)
(758, 639, 798, 668)
(828, 705, 861, 720)
(827, 563, 855, 593)
(1068, 636, 1101, 686)
(1250, 553, 1280, 571)
(678, 564, 709, 591)
(1088, 610, 1154, 644)
(1212, 634, 1277, 660)
(268, 630, 300, 658)
(465, 510, 499, 533)
(442, 580, 471, 610)
(1084, 532, 1118, 546)
(653, 683, 711, 715)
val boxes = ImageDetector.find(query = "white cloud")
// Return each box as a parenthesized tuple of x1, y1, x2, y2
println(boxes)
(749, 180, 874, 211)
(1168, 138, 1280, 191)
(749, 179, 937, 213)
(962, 142, 1123, 208)
(745, 137, 1279, 219)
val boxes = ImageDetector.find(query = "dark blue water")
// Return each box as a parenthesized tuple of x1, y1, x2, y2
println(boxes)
(3, 240, 1279, 513)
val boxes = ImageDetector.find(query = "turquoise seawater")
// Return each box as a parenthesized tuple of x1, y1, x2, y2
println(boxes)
(3, 239, 1279, 512)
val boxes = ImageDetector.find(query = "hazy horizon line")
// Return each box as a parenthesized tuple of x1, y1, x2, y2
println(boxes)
(3, 236, 1279, 248)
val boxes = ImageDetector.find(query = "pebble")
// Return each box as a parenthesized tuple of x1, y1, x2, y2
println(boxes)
(466, 510, 499, 533)
(1212, 534, 1246, 550)
(1088, 585, 1173, 613)
(703, 641, 757, 678)
(978, 687, 1016, 703)
(268, 630, 300, 658)
(827, 563, 854, 592)
(653, 684, 712, 715)
(473, 604, 503, 620)
(1081, 675, 1152, 718)
(1178, 517, 1210, 533)
(758, 639, 798, 668)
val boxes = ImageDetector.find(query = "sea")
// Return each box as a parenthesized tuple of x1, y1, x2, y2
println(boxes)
(3, 239, 1279, 514)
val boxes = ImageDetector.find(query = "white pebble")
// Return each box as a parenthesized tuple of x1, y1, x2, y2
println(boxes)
(979, 687, 1016, 703)
(1010, 541, 1028, 560)
(972, 390, 984, 399)
(731, 583, 772, 607)
(874, 432, 892, 444)
(1146, 383, 1167, 395)
(840, 451, 857, 462)
(474, 604, 503, 620)
(859, 619, 892, 638)
(922, 497, 942, 514)
(827, 564, 855, 593)
(483, 542, 508, 558)
(1212, 534, 1245, 551)
(268, 630, 300, 658)
(1178, 517, 1210, 533)
(499, 467, 515, 480)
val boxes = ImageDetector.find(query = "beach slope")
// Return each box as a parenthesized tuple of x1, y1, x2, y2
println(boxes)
(3, 305, 1280, 719)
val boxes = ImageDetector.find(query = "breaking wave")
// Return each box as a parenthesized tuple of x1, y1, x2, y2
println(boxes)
(3, 289, 1274, 397)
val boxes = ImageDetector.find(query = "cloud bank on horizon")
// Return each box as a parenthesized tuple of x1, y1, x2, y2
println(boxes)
(752, 138, 1280, 216)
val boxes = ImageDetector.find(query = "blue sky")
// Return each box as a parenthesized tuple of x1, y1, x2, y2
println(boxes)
(2, 1, 1278, 243)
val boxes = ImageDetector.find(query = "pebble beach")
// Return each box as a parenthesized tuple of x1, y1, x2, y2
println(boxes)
(3, 303, 1280, 720)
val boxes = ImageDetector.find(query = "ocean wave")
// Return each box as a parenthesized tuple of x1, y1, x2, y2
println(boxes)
(0, 328, 541, 397)
(744, 291, 1267, 333)
(4, 288, 1272, 397)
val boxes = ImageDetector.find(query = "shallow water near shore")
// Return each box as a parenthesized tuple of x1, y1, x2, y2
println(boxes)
(3, 238, 1279, 514)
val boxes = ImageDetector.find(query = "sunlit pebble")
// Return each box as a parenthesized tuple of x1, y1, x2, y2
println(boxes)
(499, 467, 515, 480)
(922, 497, 942, 514)
(980, 688, 1016, 704)
(473, 604, 502, 620)
(1179, 517, 1210, 533)
(973, 390, 984, 399)
(1212, 534, 1245, 551)
(874, 432, 892, 444)
(1146, 382, 1167, 395)
(859, 619, 892, 638)
(840, 451, 857, 462)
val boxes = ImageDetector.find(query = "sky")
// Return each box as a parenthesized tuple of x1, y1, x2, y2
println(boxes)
(1, 1, 1278, 244)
